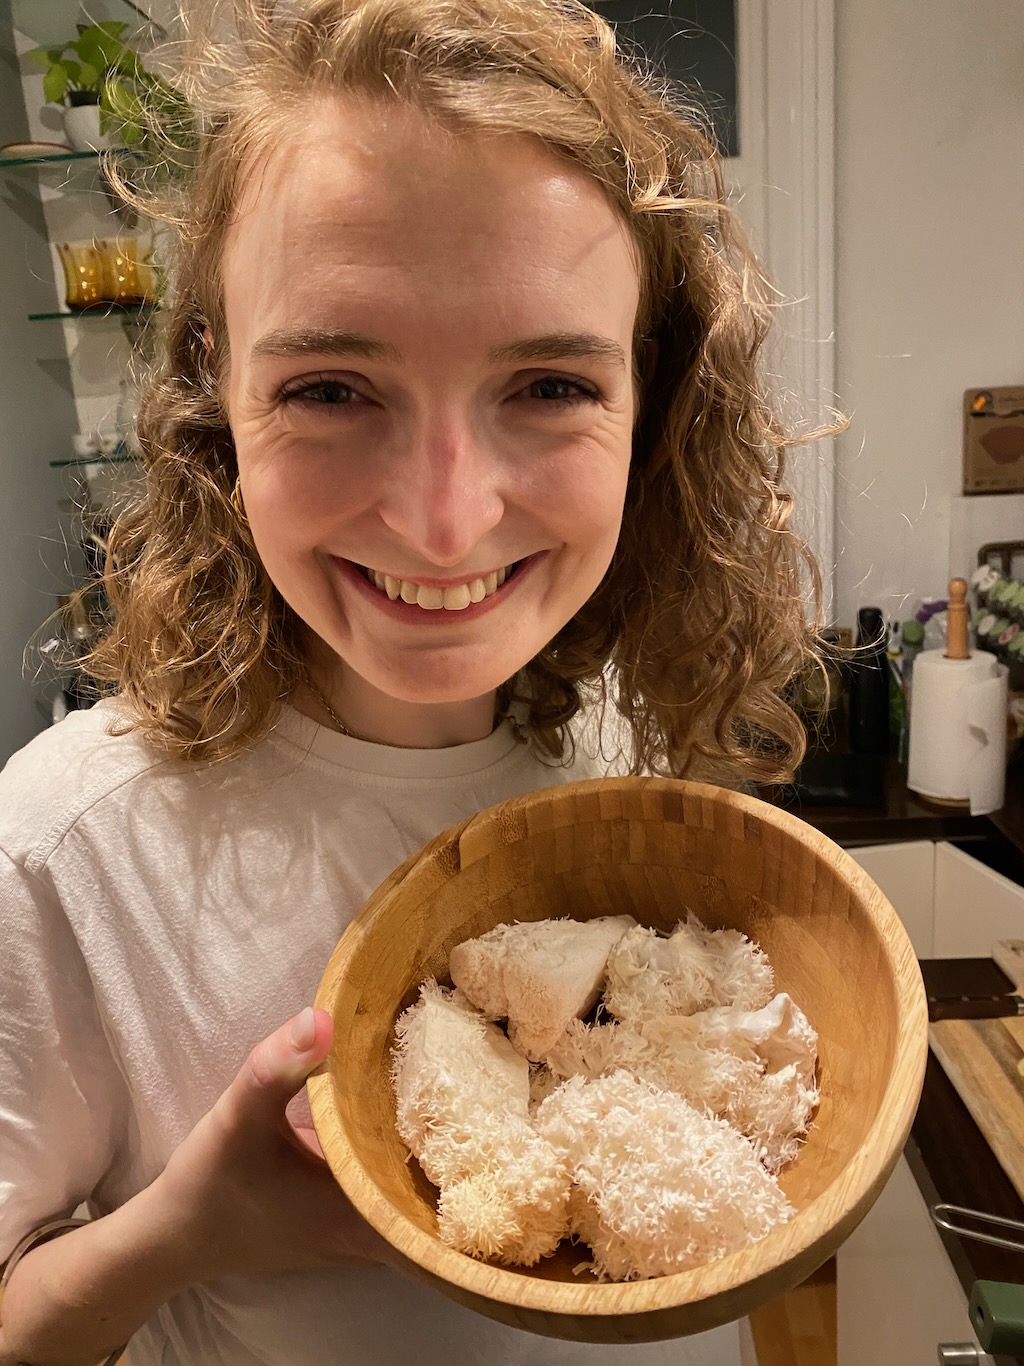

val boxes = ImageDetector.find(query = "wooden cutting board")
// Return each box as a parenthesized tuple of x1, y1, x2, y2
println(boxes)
(929, 1015, 1024, 1203)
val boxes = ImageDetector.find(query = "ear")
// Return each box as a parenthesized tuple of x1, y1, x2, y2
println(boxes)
(203, 325, 215, 352)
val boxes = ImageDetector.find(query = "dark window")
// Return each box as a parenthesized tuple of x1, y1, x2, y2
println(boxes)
(588, 2, 739, 158)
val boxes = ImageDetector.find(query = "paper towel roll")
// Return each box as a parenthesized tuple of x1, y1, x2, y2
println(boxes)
(907, 649, 1009, 815)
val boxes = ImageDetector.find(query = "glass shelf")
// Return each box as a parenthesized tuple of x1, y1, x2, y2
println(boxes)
(50, 452, 137, 468)
(0, 149, 107, 171)
(29, 303, 158, 320)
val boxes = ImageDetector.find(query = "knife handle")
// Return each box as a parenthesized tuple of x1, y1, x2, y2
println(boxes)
(929, 996, 1024, 1021)
(971, 1281, 1024, 1354)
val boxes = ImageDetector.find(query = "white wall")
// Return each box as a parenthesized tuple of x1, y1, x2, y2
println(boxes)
(834, 0, 1024, 630)
(0, 22, 79, 762)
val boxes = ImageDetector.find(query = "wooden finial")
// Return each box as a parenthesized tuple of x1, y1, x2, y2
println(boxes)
(945, 577, 970, 660)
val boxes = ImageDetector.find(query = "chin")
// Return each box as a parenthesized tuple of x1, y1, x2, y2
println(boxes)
(364, 669, 512, 707)
(356, 647, 538, 706)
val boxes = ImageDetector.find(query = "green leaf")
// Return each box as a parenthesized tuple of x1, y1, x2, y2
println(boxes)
(103, 74, 129, 108)
(24, 47, 54, 70)
(42, 66, 68, 104)
(75, 30, 103, 65)
(77, 28, 123, 72)
(74, 20, 126, 40)
(102, 76, 127, 116)
(103, 77, 148, 146)
(113, 49, 147, 82)
(77, 61, 100, 90)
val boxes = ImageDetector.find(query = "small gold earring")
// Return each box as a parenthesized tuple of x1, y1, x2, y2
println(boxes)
(230, 476, 247, 521)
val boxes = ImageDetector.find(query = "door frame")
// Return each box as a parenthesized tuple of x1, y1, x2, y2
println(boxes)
(731, 0, 837, 612)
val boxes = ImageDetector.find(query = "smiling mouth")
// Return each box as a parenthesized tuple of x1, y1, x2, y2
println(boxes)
(353, 561, 523, 611)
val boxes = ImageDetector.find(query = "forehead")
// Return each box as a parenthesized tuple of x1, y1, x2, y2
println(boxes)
(220, 96, 639, 349)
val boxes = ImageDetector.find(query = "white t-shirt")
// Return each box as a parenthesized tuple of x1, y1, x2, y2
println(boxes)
(0, 700, 741, 1366)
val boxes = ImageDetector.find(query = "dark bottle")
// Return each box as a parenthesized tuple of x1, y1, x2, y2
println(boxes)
(848, 606, 889, 754)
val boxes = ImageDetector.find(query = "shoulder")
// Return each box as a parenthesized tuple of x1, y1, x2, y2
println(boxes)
(0, 700, 357, 879)
(0, 700, 171, 868)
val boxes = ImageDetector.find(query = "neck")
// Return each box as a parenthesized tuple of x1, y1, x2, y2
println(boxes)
(297, 668, 499, 749)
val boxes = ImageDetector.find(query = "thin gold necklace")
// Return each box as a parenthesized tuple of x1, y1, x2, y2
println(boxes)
(306, 680, 357, 738)
(304, 679, 511, 746)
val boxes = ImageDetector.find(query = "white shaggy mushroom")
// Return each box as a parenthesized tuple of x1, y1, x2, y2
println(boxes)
(545, 993, 819, 1173)
(630, 993, 819, 1171)
(391, 981, 570, 1265)
(535, 1070, 794, 1280)
(449, 914, 637, 1061)
(603, 917, 775, 1023)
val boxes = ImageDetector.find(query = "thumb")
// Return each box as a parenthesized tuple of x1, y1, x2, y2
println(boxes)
(241, 1006, 334, 1113)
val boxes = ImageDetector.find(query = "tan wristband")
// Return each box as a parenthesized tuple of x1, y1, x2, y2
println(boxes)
(0, 1217, 126, 1364)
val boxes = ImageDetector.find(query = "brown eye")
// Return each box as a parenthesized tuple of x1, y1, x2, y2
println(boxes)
(281, 379, 357, 406)
(525, 376, 600, 406)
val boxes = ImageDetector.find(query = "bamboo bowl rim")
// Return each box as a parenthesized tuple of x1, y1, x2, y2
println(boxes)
(309, 776, 927, 1335)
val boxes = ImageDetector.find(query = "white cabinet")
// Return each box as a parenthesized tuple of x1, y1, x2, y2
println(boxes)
(933, 841, 1024, 958)
(848, 839, 1024, 959)
(836, 1155, 979, 1366)
(847, 839, 936, 955)
(836, 839, 1024, 1364)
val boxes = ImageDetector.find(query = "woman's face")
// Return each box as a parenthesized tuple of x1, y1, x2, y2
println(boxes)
(220, 96, 640, 735)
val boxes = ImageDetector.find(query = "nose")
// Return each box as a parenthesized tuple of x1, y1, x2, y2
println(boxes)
(377, 412, 505, 567)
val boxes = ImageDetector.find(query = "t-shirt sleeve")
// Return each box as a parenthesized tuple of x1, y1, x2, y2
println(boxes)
(0, 848, 128, 1261)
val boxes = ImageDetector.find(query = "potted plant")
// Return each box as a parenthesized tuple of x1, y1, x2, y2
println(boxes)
(27, 21, 194, 158)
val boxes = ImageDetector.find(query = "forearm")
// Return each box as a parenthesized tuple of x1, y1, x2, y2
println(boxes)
(0, 1183, 196, 1366)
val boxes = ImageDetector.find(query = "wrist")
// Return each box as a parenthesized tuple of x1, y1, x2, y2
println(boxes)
(0, 1185, 197, 1365)
(142, 1164, 225, 1287)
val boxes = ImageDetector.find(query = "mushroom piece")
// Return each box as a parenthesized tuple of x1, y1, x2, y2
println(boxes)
(450, 914, 637, 1061)
(391, 981, 571, 1265)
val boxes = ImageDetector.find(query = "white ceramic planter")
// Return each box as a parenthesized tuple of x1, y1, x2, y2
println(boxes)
(63, 103, 109, 154)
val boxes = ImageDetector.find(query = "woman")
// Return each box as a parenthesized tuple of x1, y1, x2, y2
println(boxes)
(0, 1, 822, 1362)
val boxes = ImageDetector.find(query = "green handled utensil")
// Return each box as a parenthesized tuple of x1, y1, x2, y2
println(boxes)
(932, 1205, 1024, 1354)
(970, 1280, 1024, 1354)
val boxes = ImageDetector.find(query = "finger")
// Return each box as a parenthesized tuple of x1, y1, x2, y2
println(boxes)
(238, 1007, 334, 1115)
(290, 1125, 326, 1159)
(285, 1088, 326, 1158)
(285, 1085, 314, 1130)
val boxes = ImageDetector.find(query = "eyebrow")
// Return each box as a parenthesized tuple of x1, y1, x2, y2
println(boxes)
(248, 327, 627, 370)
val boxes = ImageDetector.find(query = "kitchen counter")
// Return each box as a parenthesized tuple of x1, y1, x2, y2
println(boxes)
(761, 748, 1024, 855)
(761, 751, 1024, 1362)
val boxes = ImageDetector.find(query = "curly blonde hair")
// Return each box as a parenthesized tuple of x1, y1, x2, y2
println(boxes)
(84, 0, 828, 781)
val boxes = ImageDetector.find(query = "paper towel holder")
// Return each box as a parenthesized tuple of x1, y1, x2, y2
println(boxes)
(907, 576, 1009, 815)
(945, 578, 969, 660)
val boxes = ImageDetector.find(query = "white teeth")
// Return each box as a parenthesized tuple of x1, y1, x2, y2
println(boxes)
(443, 583, 473, 611)
(416, 585, 446, 610)
(363, 563, 516, 610)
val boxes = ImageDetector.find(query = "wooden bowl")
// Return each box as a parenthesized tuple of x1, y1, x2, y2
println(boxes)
(309, 776, 926, 1343)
